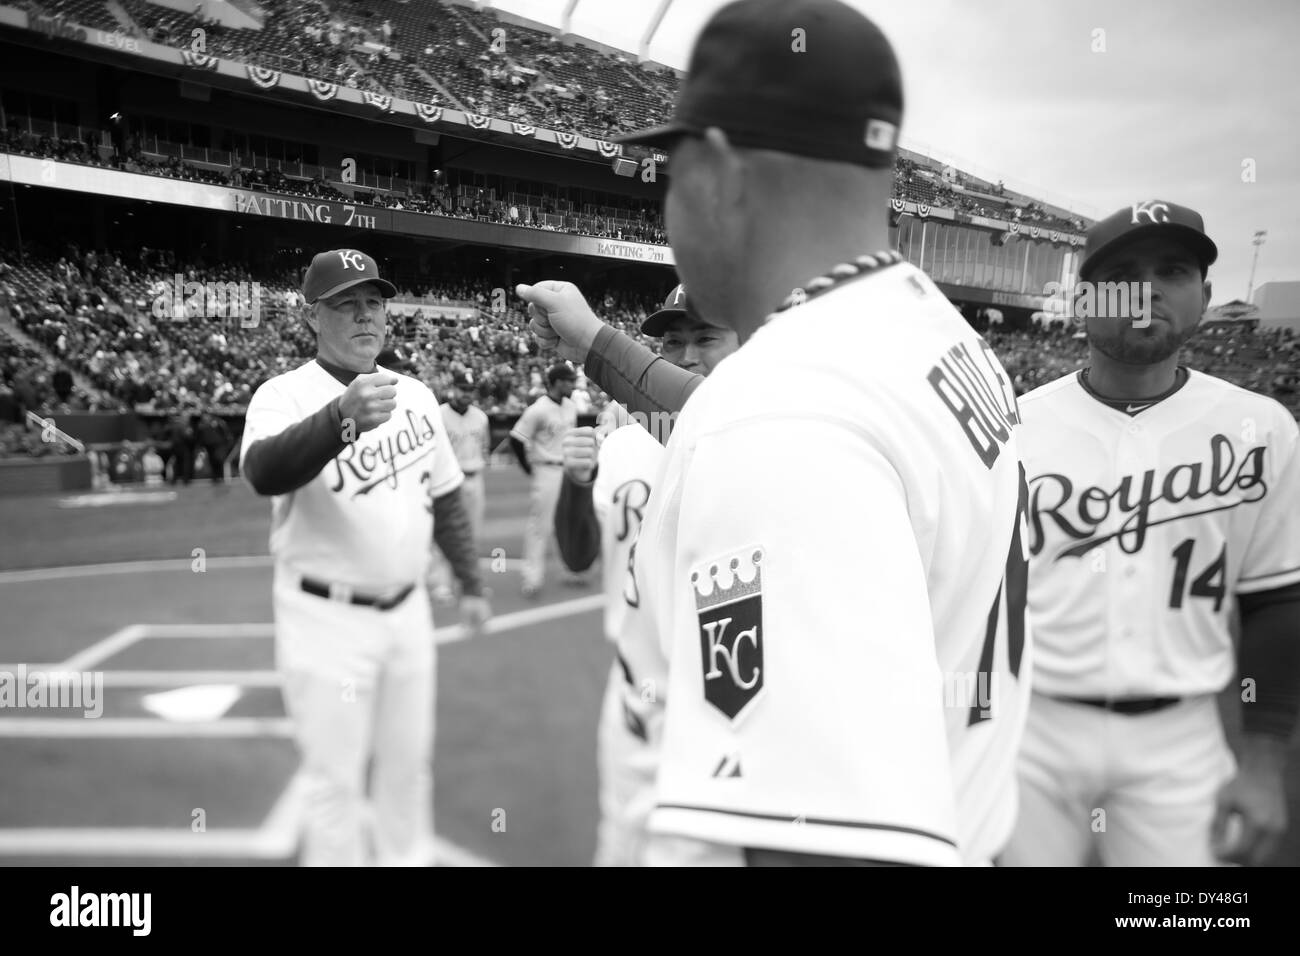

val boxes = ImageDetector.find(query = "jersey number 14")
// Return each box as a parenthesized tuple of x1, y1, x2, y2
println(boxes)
(1169, 538, 1227, 612)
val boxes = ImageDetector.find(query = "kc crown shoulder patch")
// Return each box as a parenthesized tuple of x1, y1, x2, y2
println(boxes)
(692, 547, 765, 723)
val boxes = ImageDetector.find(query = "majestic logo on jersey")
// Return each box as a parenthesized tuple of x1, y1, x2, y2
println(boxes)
(1029, 434, 1267, 558)
(693, 548, 765, 723)
(328, 408, 440, 497)
(336, 250, 365, 271)
(1130, 200, 1171, 225)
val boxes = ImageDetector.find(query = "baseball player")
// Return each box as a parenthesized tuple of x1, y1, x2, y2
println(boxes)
(430, 378, 490, 605)
(1001, 202, 1300, 867)
(509, 363, 579, 598)
(552, 285, 740, 866)
(521, 0, 1032, 866)
(240, 249, 490, 867)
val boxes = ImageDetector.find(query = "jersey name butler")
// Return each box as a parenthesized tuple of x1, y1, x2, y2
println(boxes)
(330, 407, 442, 497)
(927, 339, 1021, 469)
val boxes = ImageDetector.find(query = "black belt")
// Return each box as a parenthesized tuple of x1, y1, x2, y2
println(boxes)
(300, 576, 415, 611)
(1058, 695, 1183, 715)
(462, 469, 481, 478)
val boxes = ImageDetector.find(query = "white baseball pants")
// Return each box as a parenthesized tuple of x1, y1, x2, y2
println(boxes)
(593, 660, 660, 867)
(273, 567, 436, 867)
(1000, 692, 1236, 866)
(522, 464, 564, 590)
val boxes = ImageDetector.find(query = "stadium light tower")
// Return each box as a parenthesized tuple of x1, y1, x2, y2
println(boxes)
(640, 0, 674, 62)
(1247, 230, 1267, 303)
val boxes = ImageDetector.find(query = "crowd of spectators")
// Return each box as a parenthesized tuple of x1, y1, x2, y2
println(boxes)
(4, 241, 1297, 464)
(3, 119, 670, 245)
(89, 0, 680, 138)
(17, 0, 1085, 239)
(0, 244, 667, 457)
(987, 322, 1300, 410)
(892, 157, 1086, 233)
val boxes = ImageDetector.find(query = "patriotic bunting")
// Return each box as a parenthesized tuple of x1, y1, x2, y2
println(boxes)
(247, 64, 281, 89)
(307, 79, 339, 101)
(180, 48, 219, 71)
(415, 103, 443, 123)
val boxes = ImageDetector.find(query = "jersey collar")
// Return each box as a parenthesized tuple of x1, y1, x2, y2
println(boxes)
(315, 356, 374, 386)
(1077, 366, 1189, 416)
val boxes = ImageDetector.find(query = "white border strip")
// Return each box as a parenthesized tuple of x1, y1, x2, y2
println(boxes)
(0, 555, 525, 586)
(0, 717, 294, 738)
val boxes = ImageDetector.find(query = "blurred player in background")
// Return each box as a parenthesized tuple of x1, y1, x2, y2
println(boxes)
(431, 377, 490, 605)
(1002, 203, 1300, 867)
(552, 285, 739, 866)
(521, 0, 1031, 866)
(241, 249, 490, 866)
(510, 363, 580, 598)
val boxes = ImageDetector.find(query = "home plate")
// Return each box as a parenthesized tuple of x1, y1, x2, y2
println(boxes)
(141, 685, 244, 722)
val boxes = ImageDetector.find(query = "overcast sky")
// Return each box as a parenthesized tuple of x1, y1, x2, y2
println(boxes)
(486, 0, 1298, 308)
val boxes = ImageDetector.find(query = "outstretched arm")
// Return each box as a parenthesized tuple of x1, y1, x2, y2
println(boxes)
(517, 281, 704, 431)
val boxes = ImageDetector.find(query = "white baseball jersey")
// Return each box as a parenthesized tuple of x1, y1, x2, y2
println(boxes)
(592, 422, 665, 644)
(635, 260, 1031, 866)
(511, 394, 577, 465)
(241, 361, 463, 590)
(439, 402, 490, 473)
(1020, 368, 1300, 698)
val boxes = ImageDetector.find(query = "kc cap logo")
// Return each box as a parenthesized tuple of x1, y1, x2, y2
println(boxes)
(864, 119, 897, 152)
(303, 248, 397, 303)
(670, 284, 687, 307)
(693, 547, 765, 722)
(1130, 200, 1170, 225)
(337, 249, 366, 270)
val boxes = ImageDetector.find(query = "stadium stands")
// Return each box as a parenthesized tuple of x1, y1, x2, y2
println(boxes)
(0, 243, 663, 445)
(1, 1, 1294, 466)
(3, 237, 1297, 463)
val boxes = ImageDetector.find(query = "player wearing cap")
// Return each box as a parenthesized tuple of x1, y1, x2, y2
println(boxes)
(509, 363, 580, 598)
(552, 285, 740, 866)
(240, 249, 491, 866)
(430, 378, 490, 605)
(521, 0, 1031, 866)
(1001, 203, 1300, 867)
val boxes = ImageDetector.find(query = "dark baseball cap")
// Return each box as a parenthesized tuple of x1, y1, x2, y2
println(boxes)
(641, 283, 709, 337)
(547, 363, 578, 385)
(303, 249, 397, 303)
(1080, 201, 1218, 281)
(616, 0, 902, 169)
(376, 347, 413, 372)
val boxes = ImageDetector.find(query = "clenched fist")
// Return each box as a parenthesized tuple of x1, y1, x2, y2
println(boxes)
(338, 371, 399, 437)
(562, 426, 599, 484)
(516, 281, 604, 363)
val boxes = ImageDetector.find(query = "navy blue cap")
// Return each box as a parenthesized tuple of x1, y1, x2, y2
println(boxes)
(1080, 201, 1218, 280)
(303, 249, 397, 303)
(617, 0, 902, 169)
(642, 283, 695, 336)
